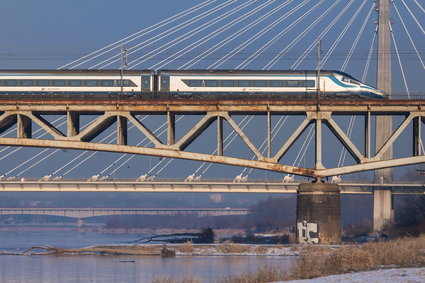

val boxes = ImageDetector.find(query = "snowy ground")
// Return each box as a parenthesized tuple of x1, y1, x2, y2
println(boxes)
(277, 267, 425, 283)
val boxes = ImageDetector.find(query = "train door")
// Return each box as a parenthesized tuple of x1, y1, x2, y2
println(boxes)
(141, 75, 151, 99)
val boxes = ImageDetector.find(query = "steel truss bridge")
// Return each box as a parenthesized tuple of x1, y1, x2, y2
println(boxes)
(0, 99, 424, 179)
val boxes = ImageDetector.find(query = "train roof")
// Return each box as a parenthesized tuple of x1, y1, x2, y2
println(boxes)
(0, 69, 153, 75)
(157, 69, 336, 75)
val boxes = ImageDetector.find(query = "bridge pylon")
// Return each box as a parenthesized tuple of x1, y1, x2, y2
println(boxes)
(374, 0, 394, 231)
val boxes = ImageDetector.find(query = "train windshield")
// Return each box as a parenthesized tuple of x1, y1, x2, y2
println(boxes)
(341, 76, 360, 85)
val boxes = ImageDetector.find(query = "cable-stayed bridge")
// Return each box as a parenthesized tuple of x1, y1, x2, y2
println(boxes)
(0, 0, 424, 242)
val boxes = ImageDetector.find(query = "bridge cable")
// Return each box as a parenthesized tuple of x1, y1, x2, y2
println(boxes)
(401, 0, 425, 35)
(234, 115, 289, 182)
(0, 117, 67, 179)
(95, 115, 183, 180)
(291, 0, 356, 70)
(393, 2, 425, 70)
(320, 0, 367, 67)
(184, 115, 253, 181)
(45, 116, 150, 180)
(263, 0, 342, 70)
(107, 0, 242, 70)
(182, 0, 299, 70)
(0, 116, 65, 156)
(334, 3, 374, 176)
(413, 0, 425, 14)
(195, 116, 255, 180)
(340, 2, 374, 71)
(390, 23, 411, 98)
(283, 125, 315, 182)
(91, 0, 236, 70)
(59, 0, 217, 69)
(237, 0, 325, 70)
(144, 0, 265, 70)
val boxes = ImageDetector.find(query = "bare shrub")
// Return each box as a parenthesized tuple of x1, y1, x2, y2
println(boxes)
(179, 241, 194, 254)
(220, 265, 283, 283)
(217, 243, 252, 254)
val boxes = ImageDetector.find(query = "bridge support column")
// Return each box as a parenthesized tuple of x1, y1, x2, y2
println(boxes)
(117, 116, 128, 145)
(17, 114, 31, 138)
(167, 112, 175, 145)
(67, 111, 79, 136)
(217, 116, 223, 156)
(373, 188, 393, 231)
(297, 183, 341, 244)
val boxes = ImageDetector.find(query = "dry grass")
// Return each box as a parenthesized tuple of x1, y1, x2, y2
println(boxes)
(217, 243, 252, 254)
(179, 241, 195, 254)
(220, 236, 425, 282)
(285, 235, 425, 280)
(220, 265, 283, 283)
(151, 276, 202, 283)
(253, 245, 268, 254)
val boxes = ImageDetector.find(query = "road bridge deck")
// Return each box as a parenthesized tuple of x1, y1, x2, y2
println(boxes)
(0, 180, 423, 194)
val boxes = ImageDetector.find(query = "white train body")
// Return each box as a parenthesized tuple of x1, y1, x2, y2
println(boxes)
(0, 69, 387, 99)
(0, 70, 152, 95)
(158, 70, 387, 99)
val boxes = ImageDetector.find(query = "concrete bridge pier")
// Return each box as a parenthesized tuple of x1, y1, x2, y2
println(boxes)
(373, 188, 394, 232)
(296, 183, 341, 244)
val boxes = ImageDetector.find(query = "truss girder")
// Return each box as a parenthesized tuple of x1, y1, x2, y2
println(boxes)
(0, 100, 424, 178)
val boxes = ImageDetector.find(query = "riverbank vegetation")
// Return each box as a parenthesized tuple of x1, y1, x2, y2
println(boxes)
(219, 235, 425, 282)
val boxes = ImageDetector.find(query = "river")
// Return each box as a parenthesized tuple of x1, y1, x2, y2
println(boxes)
(0, 230, 295, 283)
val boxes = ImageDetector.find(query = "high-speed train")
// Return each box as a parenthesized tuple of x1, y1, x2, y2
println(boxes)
(0, 69, 387, 99)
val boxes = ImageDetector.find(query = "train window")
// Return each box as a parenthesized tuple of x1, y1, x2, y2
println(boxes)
(222, 80, 234, 87)
(69, 80, 81, 86)
(206, 80, 217, 87)
(36, 80, 49, 86)
(254, 80, 266, 87)
(188, 80, 201, 87)
(4, 80, 17, 86)
(101, 80, 114, 87)
(342, 77, 359, 85)
(287, 80, 298, 87)
(21, 80, 33, 86)
(270, 81, 282, 87)
(142, 78, 150, 88)
(85, 80, 97, 86)
(161, 77, 169, 88)
(53, 80, 65, 86)
(306, 80, 315, 87)
(238, 80, 249, 87)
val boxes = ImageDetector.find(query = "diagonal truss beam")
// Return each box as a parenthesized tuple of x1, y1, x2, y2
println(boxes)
(0, 100, 424, 178)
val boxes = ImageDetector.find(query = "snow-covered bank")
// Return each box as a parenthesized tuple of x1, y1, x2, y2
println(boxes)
(278, 267, 425, 283)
